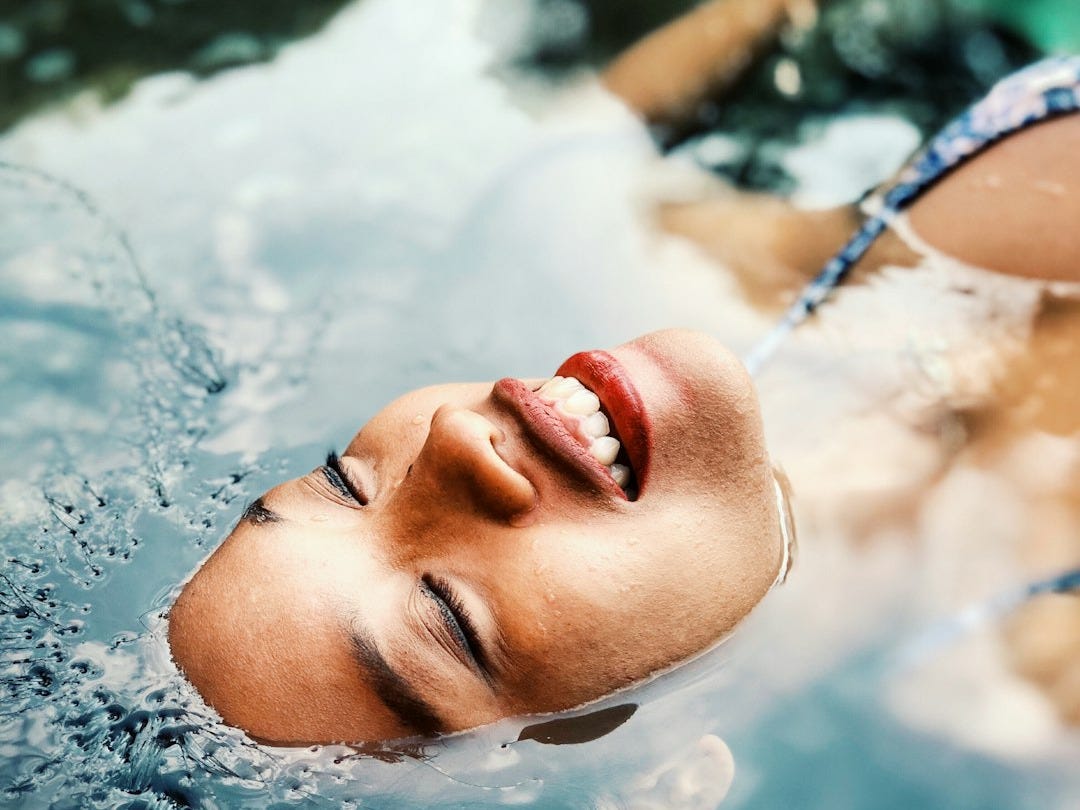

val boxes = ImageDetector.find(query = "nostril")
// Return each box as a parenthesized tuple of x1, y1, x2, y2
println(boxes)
(417, 407, 538, 520)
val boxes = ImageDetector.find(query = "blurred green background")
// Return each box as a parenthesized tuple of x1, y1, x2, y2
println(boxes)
(0, 0, 1077, 135)
(959, 0, 1080, 52)
(0, 0, 352, 131)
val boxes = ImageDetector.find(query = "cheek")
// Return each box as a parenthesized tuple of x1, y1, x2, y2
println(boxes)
(346, 417, 427, 484)
(666, 396, 768, 492)
(344, 385, 488, 482)
(490, 541, 699, 711)
(585, 505, 777, 637)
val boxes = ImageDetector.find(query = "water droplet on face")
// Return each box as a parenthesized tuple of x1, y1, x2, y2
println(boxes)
(1034, 179, 1067, 197)
(412, 414, 424, 425)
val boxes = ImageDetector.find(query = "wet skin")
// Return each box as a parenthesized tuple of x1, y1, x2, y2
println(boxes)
(168, 330, 785, 744)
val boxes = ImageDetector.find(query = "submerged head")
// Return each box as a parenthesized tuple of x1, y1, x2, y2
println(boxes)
(168, 329, 785, 744)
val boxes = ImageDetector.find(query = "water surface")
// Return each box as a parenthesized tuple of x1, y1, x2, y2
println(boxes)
(2, 1, 1078, 807)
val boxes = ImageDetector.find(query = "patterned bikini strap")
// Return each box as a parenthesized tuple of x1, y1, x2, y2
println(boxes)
(743, 55, 1080, 376)
(895, 566, 1080, 670)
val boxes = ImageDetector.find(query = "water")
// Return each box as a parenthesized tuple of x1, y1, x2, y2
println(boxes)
(2, 0, 1078, 807)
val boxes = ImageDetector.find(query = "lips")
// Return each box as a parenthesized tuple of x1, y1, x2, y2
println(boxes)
(492, 378, 626, 499)
(556, 350, 651, 493)
(490, 350, 651, 502)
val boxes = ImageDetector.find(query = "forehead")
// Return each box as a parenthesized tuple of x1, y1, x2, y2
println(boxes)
(172, 523, 414, 741)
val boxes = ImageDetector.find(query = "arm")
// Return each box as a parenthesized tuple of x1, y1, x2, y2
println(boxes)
(602, 0, 816, 125)
(657, 194, 861, 308)
(600, 0, 858, 305)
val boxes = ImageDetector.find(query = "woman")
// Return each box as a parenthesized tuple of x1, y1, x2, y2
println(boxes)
(169, 0, 1080, 743)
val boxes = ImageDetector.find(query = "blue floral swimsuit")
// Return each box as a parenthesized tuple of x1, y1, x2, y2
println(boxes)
(745, 55, 1080, 375)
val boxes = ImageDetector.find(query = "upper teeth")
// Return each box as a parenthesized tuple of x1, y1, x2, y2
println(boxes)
(536, 375, 632, 490)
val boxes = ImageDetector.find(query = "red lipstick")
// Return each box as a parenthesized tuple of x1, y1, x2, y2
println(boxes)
(556, 350, 651, 494)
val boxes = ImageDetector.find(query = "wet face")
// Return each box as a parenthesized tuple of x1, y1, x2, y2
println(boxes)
(168, 330, 784, 744)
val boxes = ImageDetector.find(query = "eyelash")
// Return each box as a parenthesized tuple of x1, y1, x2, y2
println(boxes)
(421, 574, 488, 676)
(321, 451, 367, 505)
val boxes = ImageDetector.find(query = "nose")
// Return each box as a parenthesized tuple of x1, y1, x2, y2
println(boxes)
(405, 406, 537, 521)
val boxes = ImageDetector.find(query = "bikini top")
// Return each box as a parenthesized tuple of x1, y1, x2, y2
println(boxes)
(749, 55, 1080, 650)
(744, 54, 1080, 376)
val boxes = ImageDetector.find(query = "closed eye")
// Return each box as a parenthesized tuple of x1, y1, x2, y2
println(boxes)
(420, 575, 490, 682)
(322, 450, 368, 505)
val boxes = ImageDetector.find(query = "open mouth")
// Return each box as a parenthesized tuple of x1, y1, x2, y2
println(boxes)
(532, 374, 634, 492)
(530, 374, 641, 499)
(491, 351, 650, 501)
(555, 350, 650, 500)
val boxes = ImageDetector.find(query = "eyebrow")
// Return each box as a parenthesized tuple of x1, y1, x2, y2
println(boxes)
(349, 628, 444, 737)
(239, 497, 282, 526)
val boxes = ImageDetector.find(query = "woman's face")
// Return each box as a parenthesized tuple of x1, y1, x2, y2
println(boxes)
(168, 330, 784, 745)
